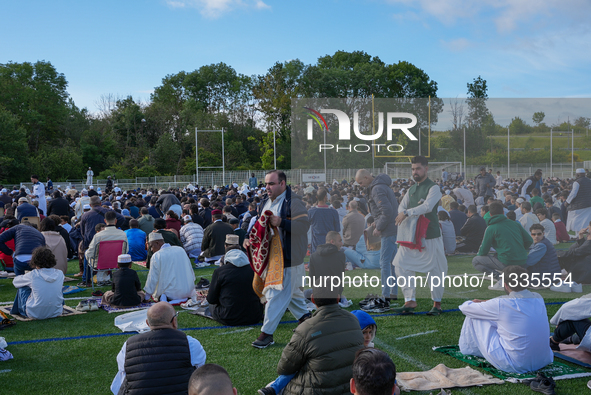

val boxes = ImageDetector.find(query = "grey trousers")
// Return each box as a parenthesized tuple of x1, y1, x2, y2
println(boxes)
(472, 255, 506, 279)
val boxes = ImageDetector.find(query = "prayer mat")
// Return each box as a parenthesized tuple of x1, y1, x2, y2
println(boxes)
(88, 297, 155, 314)
(133, 261, 147, 268)
(0, 305, 85, 322)
(554, 344, 591, 368)
(63, 276, 77, 283)
(396, 363, 503, 391)
(434, 345, 591, 382)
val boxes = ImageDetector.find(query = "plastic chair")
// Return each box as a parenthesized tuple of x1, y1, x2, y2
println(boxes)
(21, 216, 40, 228)
(88, 240, 127, 291)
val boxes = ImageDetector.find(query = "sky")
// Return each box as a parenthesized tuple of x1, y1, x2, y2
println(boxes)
(1, 0, 590, 118)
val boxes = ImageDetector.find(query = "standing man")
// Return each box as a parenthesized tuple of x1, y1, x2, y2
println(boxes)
(566, 168, 591, 232)
(392, 156, 447, 315)
(105, 176, 113, 193)
(46, 176, 53, 192)
(495, 171, 503, 187)
(442, 168, 448, 183)
(244, 170, 310, 349)
(29, 175, 46, 215)
(519, 169, 543, 200)
(474, 166, 495, 198)
(355, 169, 398, 304)
(249, 173, 258, 189)
(86, 167, 94, 187)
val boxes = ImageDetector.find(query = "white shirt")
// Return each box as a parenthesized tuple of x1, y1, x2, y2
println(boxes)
(399, 183, 442, 217)
(495, 175, 503, 187)
(13, 268, 64, 320)
(459, 290, 554, 373)
(111, 334, 206, 394)
(519, 212, 539, 231)
(520, 179, 533, 198)
(31, 182, 46, 214)
(566, 182, 580, 205)
(453, 187, 474, 207)
(144, 244, 196, 300)
(540, 218, 558, 245)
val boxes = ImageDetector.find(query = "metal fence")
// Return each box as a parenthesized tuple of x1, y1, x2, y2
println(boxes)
(19, 162, 584, 191)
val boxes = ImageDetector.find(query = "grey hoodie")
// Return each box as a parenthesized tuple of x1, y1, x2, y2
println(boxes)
(138, 214, 154, 234)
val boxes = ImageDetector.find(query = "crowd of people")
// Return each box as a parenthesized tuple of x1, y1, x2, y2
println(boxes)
(1, 161, 591, 394)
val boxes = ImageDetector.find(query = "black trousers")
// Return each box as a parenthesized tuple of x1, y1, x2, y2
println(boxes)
(552, 318, 591, 343)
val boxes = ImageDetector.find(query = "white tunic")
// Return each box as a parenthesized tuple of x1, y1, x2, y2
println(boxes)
(550, 294, 591, 352)
(31, 182, 46, 214)
(459, 290, 554, 373)
(144, 244, 196, 300)
(86, 169, 94, 186)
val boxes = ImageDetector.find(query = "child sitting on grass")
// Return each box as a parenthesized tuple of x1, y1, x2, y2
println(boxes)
(351, 310, 377, 347)
(101, 254, 145, 308)
(552, 213, 569, 243)
(11, 246, 64, 319)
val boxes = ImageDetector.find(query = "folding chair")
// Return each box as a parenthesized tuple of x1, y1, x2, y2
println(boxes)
(21, 216, 40, 228)
(88, 240, 127, 291)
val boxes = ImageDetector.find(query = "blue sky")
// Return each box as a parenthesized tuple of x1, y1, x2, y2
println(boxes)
(1, 0, 590, 115)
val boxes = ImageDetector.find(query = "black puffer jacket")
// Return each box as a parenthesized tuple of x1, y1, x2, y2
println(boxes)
(277, 304, 364, 395)
(367, 173, 398, 237)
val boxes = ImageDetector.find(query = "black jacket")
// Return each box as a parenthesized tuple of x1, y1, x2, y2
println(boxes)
(460, 213, 487, 250)
(199, 207, 212, 228)
(111, 267, 142, 307)
(207, 258, 263, 326)
(201, 221, 234, 258)
(558, 238, 591, 283)
(309, 243, 346, 296)
(47, 197, 71, 217)
(367, 173, 398, 237)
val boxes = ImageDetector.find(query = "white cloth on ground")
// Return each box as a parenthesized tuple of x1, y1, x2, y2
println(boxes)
(550, 293, 591, 352)
(459, 290, 553, 374)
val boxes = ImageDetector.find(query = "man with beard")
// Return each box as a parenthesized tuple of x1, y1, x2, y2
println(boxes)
(392, 156, 448, 315)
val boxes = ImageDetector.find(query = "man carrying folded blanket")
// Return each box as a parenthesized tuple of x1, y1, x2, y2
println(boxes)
(245, 170, 310, 349)
(392, 156, 448, 315)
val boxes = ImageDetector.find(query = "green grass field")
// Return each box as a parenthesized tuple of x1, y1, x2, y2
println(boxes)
(0, 248, 589, 394)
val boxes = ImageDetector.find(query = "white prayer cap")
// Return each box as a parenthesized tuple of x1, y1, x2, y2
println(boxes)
(116, 196, 121, 200)
(445, 190, 451, 195)
(576, 168, 586, 174)
(83, 204, 91, 210)
(89, 185, 93, 189)
(516, 198, 525, 203)
(117, 254, 132, 264)
(183, 215, 192, 222)
(148, 232, 164, 242)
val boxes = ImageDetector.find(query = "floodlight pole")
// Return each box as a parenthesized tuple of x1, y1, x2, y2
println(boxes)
(463, 127, 466, 178)
(273, 130, 277, 169)
(550, 129, 553, 178)
(222, 127, 225, 186)
(195, 128, 199, 185)
(572, 128, 574, 178)
(507, 127, 510, 178)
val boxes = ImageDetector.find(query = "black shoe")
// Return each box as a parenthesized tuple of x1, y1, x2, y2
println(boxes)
(359, 294, 378, 307)
(549, 338, 560, 351)
(252, 334, 274, 349)
(258, 387, 276, 395)
(195, 277, 210, 290)
(361, 297, 390, 313)
(530, 375, 556, 394)
(77, 282, 91, 288)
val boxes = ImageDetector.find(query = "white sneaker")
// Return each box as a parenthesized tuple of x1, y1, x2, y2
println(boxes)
(488, 280, 505, 291)
(338, 299, 353, 308)
(550, 282, 572, 293)
(345, 262, 353, 271)
(571, 282, 583, 293)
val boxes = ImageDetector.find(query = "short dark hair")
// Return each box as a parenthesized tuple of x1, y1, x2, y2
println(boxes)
(154, 218, 167, 230)
(266, 170, 287, 184)
(129, 219, 139, 228)
(90, 196, 101, 207)
(506, 211, 516, 220)
(31, 174, 39, 180)
(535, 208, 548, 218)
(467, 205, 477, 214)
(105, 210, 117, 223)
(502, 265, 528, 292)
(410, 155, 428, 167)
(352, 348, 396, 395)
(531, 188, 540, 196)
(530, 223, 545, 233)
(39, 217, 56, 232)
(31, 246, 57, 269)
(521, 201, 532, 212)
(489, 201, 504, 216)
(140, 207, 149, 215)
(450, 201, 459, 210)
(189, 364, 233, 395)
(437, 211, 450, 221)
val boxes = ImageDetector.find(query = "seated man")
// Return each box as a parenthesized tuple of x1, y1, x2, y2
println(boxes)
(553, 212, 570, 243)
(83, 210, 128, 286)
(111, 302, 206, 395)
(200, 209, 234, 264)
(549, 294, 591, 352)
(180, 215, 204, 260)
(144, 232, 197, 303)
(459, 265, 554, 373)
(525, 224, 563, 291)
(124, 219, 147, 261)
(350, 348, 400, 395)
(457, 205, 487, 253)
(204, 235, 264, 325)
(519, 201, 539, 231)
(472, 202, 533, 290)
(188, 364, 237, 395)
(344, 217, 380, 270)
(101, 254, 145, 308)
(535, 208, 558, 245)
(557, 221, 591, 286)
(261, 269, 364, 394)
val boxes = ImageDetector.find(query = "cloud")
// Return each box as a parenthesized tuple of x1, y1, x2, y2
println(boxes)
(165, 0, 270, 18)
(440, 38, 471, 52)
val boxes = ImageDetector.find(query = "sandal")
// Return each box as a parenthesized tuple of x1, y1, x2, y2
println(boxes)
(76, 300, 90, 311)
(89, 300, 99, 311)
(392, 306, 415, 315)
(426, 307, 443, 316)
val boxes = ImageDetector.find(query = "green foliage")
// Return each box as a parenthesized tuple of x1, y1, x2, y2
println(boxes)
(0, 106, 28, 182)
(532, 111, 545, 125)
(29, 140, 84, 180)
(509, 116, 531, 135)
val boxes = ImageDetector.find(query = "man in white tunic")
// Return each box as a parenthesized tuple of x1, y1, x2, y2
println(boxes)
(144, 232, 197, 302)
(566, 169, 591, 232)
(86, 167, 94, 187)
(452, 186, 474, 207)
(392, 156, 448, 315)
(459, 265, 554, 374)
(29, 175, 46, 215)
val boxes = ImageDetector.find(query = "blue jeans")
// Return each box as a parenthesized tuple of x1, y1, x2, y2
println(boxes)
(380, 234, 398, 298)
(270, 373, 296, 393)
(344, 248, 380, 270)
(82, 256, 92, 283)
(11, 285, 32, 316)
(13, 258, 31, 276)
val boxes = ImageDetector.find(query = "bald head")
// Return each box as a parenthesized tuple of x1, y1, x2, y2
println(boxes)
(188, 364, 236, 395)
(355, 169, 373, 188)
(146, 302, 176, 328)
